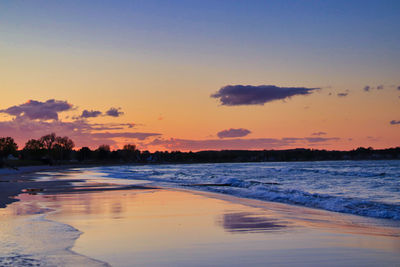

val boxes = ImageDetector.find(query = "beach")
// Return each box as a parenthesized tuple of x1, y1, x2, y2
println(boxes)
(1, 166, 399, 266)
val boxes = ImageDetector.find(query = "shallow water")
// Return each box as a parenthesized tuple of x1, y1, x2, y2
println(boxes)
(6, 188, 400, 267)
(0, 195, 107, 266)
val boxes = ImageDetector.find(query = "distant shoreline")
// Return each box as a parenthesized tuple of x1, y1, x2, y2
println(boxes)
(2, 147, 399, 170)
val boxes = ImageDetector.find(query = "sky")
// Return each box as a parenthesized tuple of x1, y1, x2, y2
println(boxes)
(1, 0, 399, 151)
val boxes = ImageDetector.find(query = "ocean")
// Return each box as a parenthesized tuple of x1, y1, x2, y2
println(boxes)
(93, 160, 400, 220)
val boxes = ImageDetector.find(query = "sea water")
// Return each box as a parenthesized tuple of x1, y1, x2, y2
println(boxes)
(93, 160, 400, 220)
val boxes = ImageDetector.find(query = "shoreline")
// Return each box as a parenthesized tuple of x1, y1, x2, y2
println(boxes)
(2, 162, 400, 222)
(1, 168, 400, 266)
(0, 164, 155, 209)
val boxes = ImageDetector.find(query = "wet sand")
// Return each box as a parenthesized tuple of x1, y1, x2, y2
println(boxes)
(1, 168, 400, 266)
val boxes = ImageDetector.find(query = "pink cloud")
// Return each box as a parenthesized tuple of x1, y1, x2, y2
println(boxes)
(0, 99, 157, 148)
(0, 118, 160, 148)
(147, 136, 340, 151)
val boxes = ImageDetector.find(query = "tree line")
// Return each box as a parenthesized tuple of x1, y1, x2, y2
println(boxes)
(1, 133, 400, 168)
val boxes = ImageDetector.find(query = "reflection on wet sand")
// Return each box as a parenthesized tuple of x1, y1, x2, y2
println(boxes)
(16, 189, 398, 266)
(220, 212, 287, 233)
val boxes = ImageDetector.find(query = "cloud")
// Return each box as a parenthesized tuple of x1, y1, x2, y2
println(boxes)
(0, 117, 160, 148)
(217, 128, 251, 138)
(364, 85, 385, 92)
(0, 99, 72, 120)
(91, 132, 161, 140)
(211, 85, 319, 106)
(390, 120, 400, 125)
(311, 132, 327, 136)
(337, 92, 348, 97)
(0, 98, 158, 148)
(106, 107, 124, 117)
(86, 122, 135, 131)
(305, 137, 340, 143)
(397, 86, 400, 91)
(81, 109, 102, 118)
(147, 136, 340, 151)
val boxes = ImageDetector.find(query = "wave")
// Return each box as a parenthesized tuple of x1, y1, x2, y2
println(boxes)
(191, 182, 400, 220)
(93, 161, 400, 221)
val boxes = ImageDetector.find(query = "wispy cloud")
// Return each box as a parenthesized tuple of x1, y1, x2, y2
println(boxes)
(0, 99, 72, 120)
(147, 136, 339, 151)
(217, 128, 251, 138)
(91, 132, 161, 140)
(211, 85, 319, 106)
(0, 117, 159, 148)
(311, 132, 327, 136)
(0, 118, 159, 148)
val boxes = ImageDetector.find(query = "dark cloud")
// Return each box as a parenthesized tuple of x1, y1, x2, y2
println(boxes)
(106, 107, 124, 117)
(91, 132, 161, 140)
(211, 85, 319, 106)
(337, 92, 348, 97)
(81, 109, 102, 118)
(147, 136, 339, 151)
(364, 85, 386, 92)
(0, 99, 72, 120)
(311, 132, 327, 136)
(217, 128, 251, 139)
(390, 120, 400, 125)
(397, 86, 400, 91)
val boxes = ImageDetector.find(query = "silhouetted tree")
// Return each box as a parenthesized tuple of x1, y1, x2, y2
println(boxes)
(121, 144, 139, 162)
(77, 147, 92, 162)
(23, 139, 46, 160)
(0, 137, 18, 158)
(53, 136, 75, 160)
(40, 133, 56, 150)
(97, 144, 111, 160)
(24, 134, 75, 162)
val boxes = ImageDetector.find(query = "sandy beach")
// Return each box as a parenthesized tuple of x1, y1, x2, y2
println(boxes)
(1, 167, 400, 266)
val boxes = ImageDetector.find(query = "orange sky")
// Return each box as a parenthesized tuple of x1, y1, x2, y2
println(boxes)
(0, 1, 399, 151)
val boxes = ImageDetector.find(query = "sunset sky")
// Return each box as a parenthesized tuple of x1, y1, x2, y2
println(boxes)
(1, 1, 399, 151)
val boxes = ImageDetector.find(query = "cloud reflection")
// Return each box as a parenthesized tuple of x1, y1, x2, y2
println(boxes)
(219, 212, 287, 233)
